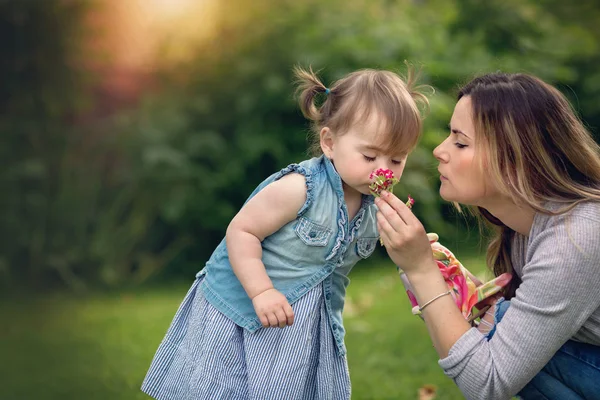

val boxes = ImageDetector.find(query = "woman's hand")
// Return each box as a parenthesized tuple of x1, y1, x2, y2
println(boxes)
(376, 191, 472, 357)
(375, 190, 435, 274)
(252, 288, 295, 328)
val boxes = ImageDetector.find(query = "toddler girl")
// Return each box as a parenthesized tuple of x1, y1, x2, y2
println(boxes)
(141, 65, 429, 400)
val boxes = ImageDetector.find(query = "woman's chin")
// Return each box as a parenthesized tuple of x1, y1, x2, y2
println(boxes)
(439, 188, 454, 202)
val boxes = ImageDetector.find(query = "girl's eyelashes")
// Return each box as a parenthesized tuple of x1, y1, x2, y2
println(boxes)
(363, 155, 376, 162)
(363, 154, 403, 164)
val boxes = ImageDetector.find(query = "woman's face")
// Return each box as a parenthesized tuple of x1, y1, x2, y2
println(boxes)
(433, 96, 498, 206)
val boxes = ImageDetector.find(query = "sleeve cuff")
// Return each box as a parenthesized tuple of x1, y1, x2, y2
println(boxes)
(438, 327, 486, 377)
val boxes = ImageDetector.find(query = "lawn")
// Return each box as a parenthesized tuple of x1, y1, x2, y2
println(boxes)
(0, 252, 488, 400)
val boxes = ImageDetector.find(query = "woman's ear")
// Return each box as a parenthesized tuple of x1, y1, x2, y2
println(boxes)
(320, 127, 334, 159)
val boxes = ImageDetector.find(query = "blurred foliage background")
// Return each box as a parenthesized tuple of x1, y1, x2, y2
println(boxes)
(3, 0, 599, 292)
(2, 1, 600, 399)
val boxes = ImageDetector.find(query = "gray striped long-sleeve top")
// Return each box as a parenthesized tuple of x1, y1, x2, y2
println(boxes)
(439, 201, 600, 400)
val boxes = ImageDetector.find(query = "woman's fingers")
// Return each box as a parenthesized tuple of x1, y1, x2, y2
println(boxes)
(376, 209, 397, 237)
(380, 191, 418, 223)
(375, 198, 407, 233)
(475, 292, 503, 309)
(376, 194, 426, 243)
(377, 220, 394, 247)
(375, 191, 432, 272)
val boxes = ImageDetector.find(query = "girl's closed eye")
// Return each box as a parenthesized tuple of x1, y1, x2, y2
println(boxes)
(454, 142, 468, 149)
(391, 159, 403, 165)
(363, 155, 376, 162)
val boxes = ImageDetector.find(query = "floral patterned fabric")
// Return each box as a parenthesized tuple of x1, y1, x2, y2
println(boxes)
(398, 233, 512, 320)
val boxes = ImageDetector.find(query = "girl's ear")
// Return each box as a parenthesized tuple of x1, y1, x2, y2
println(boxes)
(320, 127, 334, 159)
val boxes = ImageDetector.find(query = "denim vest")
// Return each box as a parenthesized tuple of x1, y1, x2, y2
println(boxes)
(198, 155, 379, 355)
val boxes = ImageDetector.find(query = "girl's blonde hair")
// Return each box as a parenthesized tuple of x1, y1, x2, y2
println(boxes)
(459, 73, 600, 298)
(294, 65, 430, 156)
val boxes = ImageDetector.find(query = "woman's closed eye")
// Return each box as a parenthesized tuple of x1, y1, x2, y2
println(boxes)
(449, 129, 469, 149)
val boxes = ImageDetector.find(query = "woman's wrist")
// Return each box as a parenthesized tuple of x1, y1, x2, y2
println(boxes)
(404, 261, 442, 286)
(404, 262, 449, 305)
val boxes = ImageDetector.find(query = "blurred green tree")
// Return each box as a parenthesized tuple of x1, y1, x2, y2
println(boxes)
(0, 0, 96, 289)
(2, 0, 599, 289)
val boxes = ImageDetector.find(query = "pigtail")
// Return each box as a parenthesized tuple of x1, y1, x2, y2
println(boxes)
(403, 62, 433, 116)
(293, 65, 329, 123)
(293, 63, 429, 157)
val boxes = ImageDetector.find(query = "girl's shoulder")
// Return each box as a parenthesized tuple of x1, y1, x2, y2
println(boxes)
(274, 156, 327, 184)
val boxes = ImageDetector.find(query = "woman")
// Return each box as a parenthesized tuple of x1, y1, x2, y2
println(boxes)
(375, 73, 600, 399)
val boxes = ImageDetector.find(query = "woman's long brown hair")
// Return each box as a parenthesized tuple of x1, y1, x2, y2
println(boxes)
(458, 73, 600, 298)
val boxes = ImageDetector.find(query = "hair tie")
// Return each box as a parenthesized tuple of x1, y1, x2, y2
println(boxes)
(324, 88, 331, 95)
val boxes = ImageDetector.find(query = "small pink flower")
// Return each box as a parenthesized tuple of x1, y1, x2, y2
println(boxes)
(369, 169, 399, 196)
(370, 170, 416, 247)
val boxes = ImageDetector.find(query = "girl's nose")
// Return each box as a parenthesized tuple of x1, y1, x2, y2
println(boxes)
(380, 159, 394, 171)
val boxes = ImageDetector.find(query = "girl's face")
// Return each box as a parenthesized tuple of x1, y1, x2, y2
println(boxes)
(433, 96, 499, 206)
(321, 113, 408, 199)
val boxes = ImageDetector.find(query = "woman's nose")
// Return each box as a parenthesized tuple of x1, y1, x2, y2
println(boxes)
(433, 140, 448, 163)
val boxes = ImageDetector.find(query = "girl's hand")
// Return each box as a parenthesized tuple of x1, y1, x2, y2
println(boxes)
(251, 288, 295, 328)
(375, 191, 434, 275)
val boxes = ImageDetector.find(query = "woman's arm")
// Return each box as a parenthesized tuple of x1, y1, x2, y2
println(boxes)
(374, 191, 471, 356)
(376, 192, 600, 399)
(226, 173, 307, 327)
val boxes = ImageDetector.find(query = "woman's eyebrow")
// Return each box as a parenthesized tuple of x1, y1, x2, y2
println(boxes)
(448, 124, 471, 139)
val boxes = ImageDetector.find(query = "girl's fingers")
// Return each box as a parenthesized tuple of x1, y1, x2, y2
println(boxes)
(266, 312, 279, 328)
(284, 304, 295, 326)
(274, 308, 288, 328)
(259, 314, 270, 328)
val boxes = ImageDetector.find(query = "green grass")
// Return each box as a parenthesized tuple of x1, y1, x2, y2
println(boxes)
(345, 252, 488, 400)
(1, 253, 488, 400)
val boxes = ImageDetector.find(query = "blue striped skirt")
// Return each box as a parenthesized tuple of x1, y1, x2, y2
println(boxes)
(141, 276, 350, 399)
